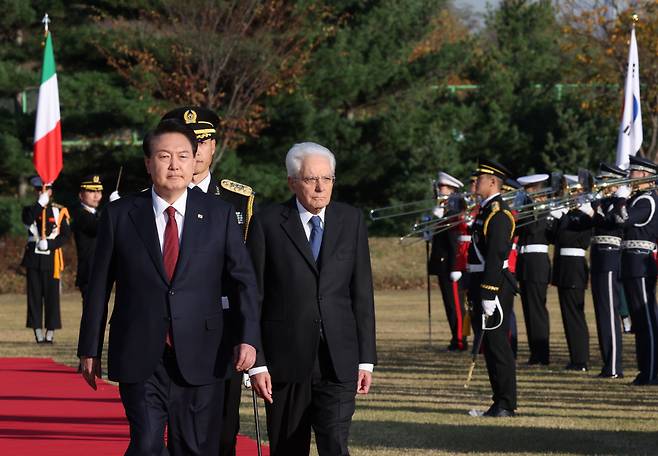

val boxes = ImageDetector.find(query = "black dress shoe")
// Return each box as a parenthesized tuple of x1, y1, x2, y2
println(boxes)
(564, 363, 588, 372)
(631, 374, 649, 386)
(598, 372, 623, 379)
(483, 404, 515, 418)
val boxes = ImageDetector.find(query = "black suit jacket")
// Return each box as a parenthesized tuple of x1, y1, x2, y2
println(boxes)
(247, 197, 376, 383)
(72, 203, 100, 289)
(77, 189, 260, 385)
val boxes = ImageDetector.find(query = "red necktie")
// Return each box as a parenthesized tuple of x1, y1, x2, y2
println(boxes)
(163, 206, 179, 347)
(163, 206, 179, 281)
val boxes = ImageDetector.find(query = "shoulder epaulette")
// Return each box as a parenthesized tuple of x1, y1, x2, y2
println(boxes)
(221, 179, 253, 197)
(483, 203, 515, 240)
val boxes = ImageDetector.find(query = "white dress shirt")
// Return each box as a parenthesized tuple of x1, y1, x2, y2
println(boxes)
(480, 192, 500, 208)
(80, 202, 96, 214)
(152, 187, 187, 252)
(249, 198, 374, 376)
(189, 172, 212, 193)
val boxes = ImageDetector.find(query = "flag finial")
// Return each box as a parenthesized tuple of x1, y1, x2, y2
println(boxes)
(42, 13, 50, 35)
(632, 13, 639, 24)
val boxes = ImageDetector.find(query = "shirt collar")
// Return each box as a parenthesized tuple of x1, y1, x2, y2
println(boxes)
(189, 173, 212, 193)
(296, 198, 326, 226)
(480, 192, 500, 208)
(80, 202, 96, 214)
(152, 187, 188, 217)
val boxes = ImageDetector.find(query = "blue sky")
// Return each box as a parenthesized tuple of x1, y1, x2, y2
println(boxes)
(455, 0, 501, 13)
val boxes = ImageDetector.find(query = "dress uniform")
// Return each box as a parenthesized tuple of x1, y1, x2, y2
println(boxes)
(162, 106, 256, 455)
(610, 156, 658, 385)
(428, 172, 468, 351)
(467, 159, 517, 417)
(21, 176, 71, 343)
(585, 163, 626, 378)
(515, 174, 552, 365)
(548, 175, 592, 371)
(72, 175, 103, 300)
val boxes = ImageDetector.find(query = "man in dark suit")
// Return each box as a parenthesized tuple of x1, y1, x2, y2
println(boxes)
(77, 120, 261, 455)
(162, 106, 256, 456)
(247, 142, 376, 455)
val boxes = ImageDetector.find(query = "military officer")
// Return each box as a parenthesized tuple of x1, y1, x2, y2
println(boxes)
(547, 175, 592, 372)
(72, 175, 103, 303)
(428, 172, 468, 351)
(610, 155, 658, 385)
(515, 174, 552, 365)
(467, 159, 517, 417)
(161, 106, 256, 455)
(21, 176, 71, 344)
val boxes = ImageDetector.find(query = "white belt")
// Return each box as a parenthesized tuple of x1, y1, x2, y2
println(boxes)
(560, 248, 586, 257)
(520, 244, 548, 254)
(458, 235, 471, 242)
(467, 259, 508, 273)
(621, 240, 656, 251)
(591, 236, 621, 247)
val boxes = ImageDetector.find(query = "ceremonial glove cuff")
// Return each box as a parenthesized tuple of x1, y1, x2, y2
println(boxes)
(450, 271, 462, 282)
(109, 191, 120, 202)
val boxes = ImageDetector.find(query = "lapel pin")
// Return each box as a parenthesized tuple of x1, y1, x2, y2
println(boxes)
(197, 213, 204, 219)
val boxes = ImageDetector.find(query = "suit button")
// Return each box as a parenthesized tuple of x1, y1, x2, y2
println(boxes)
(318, 295, 323, 302)
(169, 290, 175, 296)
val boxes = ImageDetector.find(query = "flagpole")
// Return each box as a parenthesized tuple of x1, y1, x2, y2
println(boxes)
(39, 13, 51, 240)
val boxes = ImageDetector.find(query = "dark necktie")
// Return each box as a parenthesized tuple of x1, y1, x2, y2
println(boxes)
(162, 206, 180, 281)
(309, 215, 323, 261)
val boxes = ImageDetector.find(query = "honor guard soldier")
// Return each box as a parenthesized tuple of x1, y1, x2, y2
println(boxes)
(21, 176, 71, 344)
(428, 172, 468, 351)
(610, 155, 658, 385)
(467, 159, 517, 417)
(516, 174, 552, 365)
(72, 175, 103, 304)
(547, 175, 592, 372)
(582, 163, 627, 378)
(161, 106, 255, 455)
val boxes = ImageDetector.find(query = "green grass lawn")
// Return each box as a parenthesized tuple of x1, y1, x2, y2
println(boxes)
(1, 288, 657, 455)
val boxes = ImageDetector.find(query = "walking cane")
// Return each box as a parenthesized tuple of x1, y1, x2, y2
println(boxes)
(244, 374, 263, 456)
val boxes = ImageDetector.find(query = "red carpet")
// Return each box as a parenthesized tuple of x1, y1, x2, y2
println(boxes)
(0, 358, 268, 455)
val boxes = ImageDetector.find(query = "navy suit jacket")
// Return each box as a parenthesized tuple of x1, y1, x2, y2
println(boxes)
(77, 189, 260, 385)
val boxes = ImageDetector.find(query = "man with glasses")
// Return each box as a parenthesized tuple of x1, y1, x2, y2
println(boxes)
(247, 142, 376, 455)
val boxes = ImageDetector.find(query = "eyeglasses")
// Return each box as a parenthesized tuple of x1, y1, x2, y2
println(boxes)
(295, 176, 336, 186)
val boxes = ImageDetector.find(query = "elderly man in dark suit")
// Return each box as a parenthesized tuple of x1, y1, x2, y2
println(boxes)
(77, 120, 260, 455)
(247, 142, 377, 456)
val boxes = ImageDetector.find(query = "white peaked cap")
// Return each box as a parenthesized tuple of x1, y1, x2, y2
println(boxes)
(437, 171, 463, 189)
(517, 174, 549, 186)
(564, 174, 579, 185)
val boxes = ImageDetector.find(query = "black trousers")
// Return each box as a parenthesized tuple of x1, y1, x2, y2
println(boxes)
(437, 271, 467, 348)
(468, 275, 517, 411)
(591, 271, 623, 376)
(623, 276, 658, 382)
(265, 341, 357, 456)
(519, 280, 550, 364)
(218, 371, 242, 456)
(557, 287, 589, 366)
(119, 349, 224, 456)
(25, 268, 61, 330)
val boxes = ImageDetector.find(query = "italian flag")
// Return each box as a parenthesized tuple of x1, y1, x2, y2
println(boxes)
(33, 31, 62, 184)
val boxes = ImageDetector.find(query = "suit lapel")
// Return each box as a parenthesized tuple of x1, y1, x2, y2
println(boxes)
(319, 202, 342, 271)
(129, 192, 168, 283)
(174, 191, 204, 281)
(280, 198, 318, 275)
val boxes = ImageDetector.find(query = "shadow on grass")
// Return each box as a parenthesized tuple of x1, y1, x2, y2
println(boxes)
(350, 420, 655, 455)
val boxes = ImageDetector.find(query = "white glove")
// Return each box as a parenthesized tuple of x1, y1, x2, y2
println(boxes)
(432, 206, 444, 219)
(615, 185, 631, 199)
(549, 208, 567, 220)
(579, 202, 594, 217)
(450, 271, 462, 282)
(37, 192, 49, 207)
(482, 297, 498, 317)
(109, 191, 120, 202)
(37, 239, 49, 251)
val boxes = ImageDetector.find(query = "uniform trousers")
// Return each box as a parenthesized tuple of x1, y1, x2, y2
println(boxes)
(25, 268, 61, 330)
(519, 281, 550, 364)
(591, 271, 623, 376)
(557, 288, 589, 366)
(119, 348, 224, 456)
(623, 276, 658, 382)
(265, 340, 357, 456)
(469, 273, 517, 411)
(218, 371, 242, 456)
(437, 270, 467, 348)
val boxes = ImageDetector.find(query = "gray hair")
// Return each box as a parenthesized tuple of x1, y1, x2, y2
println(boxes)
(285, 142, 336, 177)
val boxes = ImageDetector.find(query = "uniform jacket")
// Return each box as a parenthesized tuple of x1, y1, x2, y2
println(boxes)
(588, 197, 624, 274)
(21, 202, 71, 271)
(246, 197, 376, 383)
(548, 209, 592, 288)
(77, 190, 260, 385)
(515, 217, 551, 283)
(72, 203, 100, 289)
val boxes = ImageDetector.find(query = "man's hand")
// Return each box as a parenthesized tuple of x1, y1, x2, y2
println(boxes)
(80, 356, 101, 390)
(482, 298, 497, 317)
(250, 372, 273, 404)
(357, 370, 372, 395)
(109, 191, 121, 202)
(449, 271, 462, 282)
(37, 191, 49, 207)
(233, 344, 256, 372)
(37, 239, 49, 251)
(615, 185, 631, 199)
